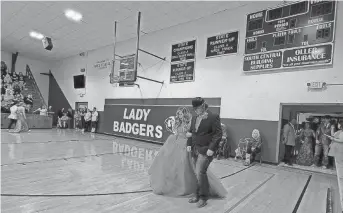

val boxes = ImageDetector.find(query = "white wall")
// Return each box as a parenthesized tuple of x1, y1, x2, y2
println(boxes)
(51, 1, 343, 121)
(1, 50, 50, 104)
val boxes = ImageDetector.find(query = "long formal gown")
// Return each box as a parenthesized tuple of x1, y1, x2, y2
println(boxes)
(9, 106, 29, 133)
(148, 126, 227, 198)
(296, 129, 315, 166)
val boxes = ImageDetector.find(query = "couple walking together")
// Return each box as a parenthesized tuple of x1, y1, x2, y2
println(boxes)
(148, 97, 227, 208)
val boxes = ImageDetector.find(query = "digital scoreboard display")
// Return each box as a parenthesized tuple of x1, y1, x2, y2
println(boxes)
(243, 1, 336, 72)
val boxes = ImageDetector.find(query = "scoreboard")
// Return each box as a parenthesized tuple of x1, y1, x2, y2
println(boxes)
(243, 0, 337, 72)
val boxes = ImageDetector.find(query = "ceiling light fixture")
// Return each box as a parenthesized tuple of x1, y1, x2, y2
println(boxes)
(65, 9, 82, 22)
(29, 31, 44, 40)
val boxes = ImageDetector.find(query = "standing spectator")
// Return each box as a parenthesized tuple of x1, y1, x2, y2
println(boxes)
(7, 103, 18, 130)
(84, 109, 92, 132)
(74, 109, 81, 130)
(314, 115, 335, 169)
(282, 118, 298, 166)
(57, 108, 65, 128)
(80, 108, 85, 132)
(67, 108, 73, 128)
(18, 72, 26, 90)
(91, 107, 99, 133)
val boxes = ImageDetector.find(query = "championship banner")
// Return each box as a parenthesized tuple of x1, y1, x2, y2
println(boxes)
(102, 103, 220, 144)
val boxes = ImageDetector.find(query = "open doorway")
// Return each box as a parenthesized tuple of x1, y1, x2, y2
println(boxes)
(277, 103, 343, 173)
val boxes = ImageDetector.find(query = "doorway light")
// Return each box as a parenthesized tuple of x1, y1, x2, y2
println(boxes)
(29, 31, 44, 40)
(65, 9, 82, 22)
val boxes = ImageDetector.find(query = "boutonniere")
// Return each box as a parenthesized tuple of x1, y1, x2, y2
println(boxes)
(202, 112, 208, 120)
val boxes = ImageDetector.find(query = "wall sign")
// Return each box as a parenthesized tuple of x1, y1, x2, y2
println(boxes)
(282, 44, 332, 67)
(243, 1, 336, 72)
(170, 61, 195, 83)
(94, 59, 111, 70)
(102, 102, 220, 144)
(170, 39, 196, 83)
(171, 40, 196, 63)
(206, 31, 239, 58)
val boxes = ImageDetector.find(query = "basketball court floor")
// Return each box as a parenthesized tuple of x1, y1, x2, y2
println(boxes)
(1, 129, 341, 213)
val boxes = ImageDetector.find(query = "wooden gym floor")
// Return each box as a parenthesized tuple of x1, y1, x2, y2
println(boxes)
(1, 129, 342, 213)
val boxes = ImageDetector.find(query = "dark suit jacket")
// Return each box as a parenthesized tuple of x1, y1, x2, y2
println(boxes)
(187, 111, 222, 155)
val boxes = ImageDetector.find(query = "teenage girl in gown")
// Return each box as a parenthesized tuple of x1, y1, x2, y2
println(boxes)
(148, 107, 227, 198)
(9, 103, 29, 133)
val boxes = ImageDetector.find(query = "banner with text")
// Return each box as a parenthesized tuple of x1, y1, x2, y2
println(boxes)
(243, 44, 333, 72)
(171, 40, 196, 63)
(206, 31, 239, 58)
(103, 104, 220, 144)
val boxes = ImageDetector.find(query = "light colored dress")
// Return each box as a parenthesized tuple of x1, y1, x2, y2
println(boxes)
(328, 130, 343, 157)
(9, 106, 29, 133)
(148, 126, 227, 198)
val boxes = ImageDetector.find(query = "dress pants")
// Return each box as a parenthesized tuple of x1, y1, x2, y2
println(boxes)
(284, 145, 294, 164)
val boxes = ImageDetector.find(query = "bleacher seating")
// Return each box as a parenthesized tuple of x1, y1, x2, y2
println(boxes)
(1, 62, 46, 113)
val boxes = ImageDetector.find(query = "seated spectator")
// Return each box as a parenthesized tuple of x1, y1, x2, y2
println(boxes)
(3, 88, 14, 102)
(235, 129, 262, 166)
(18, 72, 26, 90)
(1, 81, 5, 101)
(12, 80, 21, 93)
(23, 94, 33, 112)
(33, 105, 48, 116)
(9, 71, 18, 82)
(3, 73, 12, 85)
(1, 61, 8, 80)
(13, 92, 23, 103)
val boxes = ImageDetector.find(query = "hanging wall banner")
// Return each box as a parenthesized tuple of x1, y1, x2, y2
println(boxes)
(206, 31, 239, 58)
(171, 40, 196, 63)
(102, 99, 221, 144)
(282, 44, 333, 68)
(170, 61, 195, 83)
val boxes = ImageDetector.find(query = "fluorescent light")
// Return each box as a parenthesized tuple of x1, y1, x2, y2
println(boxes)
(29, 31, 44, 40)
(65, 9, 82, 22)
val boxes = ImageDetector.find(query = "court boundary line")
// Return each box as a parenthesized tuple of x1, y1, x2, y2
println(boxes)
(292, 175, 312, 213)
(224, 174, 276, 213)
(1, 161, 256, 197)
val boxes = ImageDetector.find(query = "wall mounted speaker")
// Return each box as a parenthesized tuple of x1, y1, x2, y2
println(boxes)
(42, 36, 53, 51)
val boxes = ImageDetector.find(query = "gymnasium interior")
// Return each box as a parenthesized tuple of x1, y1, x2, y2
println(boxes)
(1, 1, 343, 213)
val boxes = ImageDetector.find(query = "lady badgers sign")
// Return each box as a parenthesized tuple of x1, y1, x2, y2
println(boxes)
(102, 100, 220, 144)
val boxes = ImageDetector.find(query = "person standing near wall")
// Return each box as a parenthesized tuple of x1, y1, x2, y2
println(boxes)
(314, 115, 335, 169)
(84, 109, 92, 132)
(91, 107, 98, 133)
(282, 118, 297, 166)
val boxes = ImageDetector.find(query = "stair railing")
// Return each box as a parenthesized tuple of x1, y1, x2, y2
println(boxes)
(25, 65, 47, 108)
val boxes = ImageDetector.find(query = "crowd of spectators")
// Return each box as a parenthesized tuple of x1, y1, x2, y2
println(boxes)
(1, 61, 33, 113)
